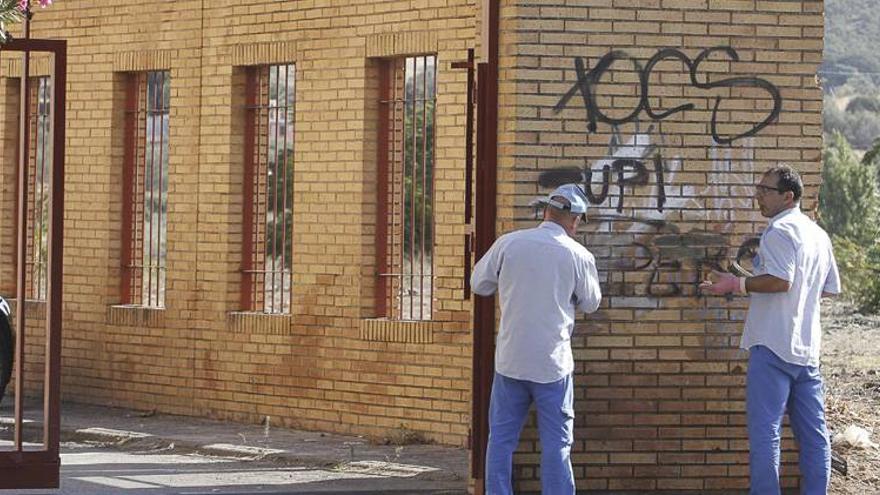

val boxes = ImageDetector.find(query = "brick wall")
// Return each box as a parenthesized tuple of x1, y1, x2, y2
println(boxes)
(0, 0, 478, 447)
(498, 0, 823, 492)
(0, 0, 826, 491)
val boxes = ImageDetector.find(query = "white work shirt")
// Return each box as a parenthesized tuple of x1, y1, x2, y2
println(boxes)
(741, 207, 841, 367)
(470, 221, 602, 383)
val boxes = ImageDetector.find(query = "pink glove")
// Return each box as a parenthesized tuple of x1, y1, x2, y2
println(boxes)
(700, 271, 743, 295)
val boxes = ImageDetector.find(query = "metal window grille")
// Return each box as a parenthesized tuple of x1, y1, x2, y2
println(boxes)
(21, 76, 51, 301)
(376, 56, 436, 321)
(121, 71, 170, 308)
(241, 64, 295, 314)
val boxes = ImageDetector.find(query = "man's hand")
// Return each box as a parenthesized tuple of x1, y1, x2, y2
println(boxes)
(700, 271, 743, 296)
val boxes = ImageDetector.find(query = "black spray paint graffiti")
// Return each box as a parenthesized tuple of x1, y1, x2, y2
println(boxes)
(529, 206, 760, 297)
(531, 130, 759, 298)
(564, 213, 759, 297)
(554, 47, 783, 145)
(538, 124, 667, 213)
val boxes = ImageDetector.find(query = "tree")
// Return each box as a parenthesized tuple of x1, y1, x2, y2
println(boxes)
(819, 132, 880, 313)
(823, 96, 880, 150)
(0, 0, 52, 42)
(863, 136, 880, 168)
(845, 95, 880, 113)
(820, 132, 880, 245)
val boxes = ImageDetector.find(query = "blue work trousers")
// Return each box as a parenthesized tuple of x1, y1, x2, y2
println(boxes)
(485, 372, 575, 495)
(747, 345, 830, 495)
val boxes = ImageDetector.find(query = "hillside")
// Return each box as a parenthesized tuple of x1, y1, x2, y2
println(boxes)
(822, 0, 880, 91)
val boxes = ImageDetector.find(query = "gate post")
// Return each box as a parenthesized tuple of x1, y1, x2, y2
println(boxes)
(0, 36, 66, 490)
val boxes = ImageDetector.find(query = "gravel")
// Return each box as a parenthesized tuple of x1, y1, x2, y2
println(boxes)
(822, 300, 880, 494)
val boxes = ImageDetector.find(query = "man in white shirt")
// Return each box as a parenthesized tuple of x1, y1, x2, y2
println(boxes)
(702, 166, 840, 495)
(471, 184, 602, 495)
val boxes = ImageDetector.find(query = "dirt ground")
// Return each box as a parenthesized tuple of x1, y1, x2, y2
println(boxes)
(822, 300, 880, 494)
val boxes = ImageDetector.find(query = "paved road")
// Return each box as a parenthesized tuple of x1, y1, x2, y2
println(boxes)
(5, 441, 466, 495)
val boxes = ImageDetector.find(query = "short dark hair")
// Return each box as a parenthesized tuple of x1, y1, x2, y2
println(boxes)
(765, 165, 803, 202)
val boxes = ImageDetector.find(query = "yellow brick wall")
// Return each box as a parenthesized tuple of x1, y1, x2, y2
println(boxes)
(0, 0, 478, 447)
(498, 0, 823, 492)
(0, 0, 826, 491)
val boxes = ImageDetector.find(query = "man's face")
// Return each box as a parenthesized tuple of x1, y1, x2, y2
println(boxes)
(755, 172, 792, 218)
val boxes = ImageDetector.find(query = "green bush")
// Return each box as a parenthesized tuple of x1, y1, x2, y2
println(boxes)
(831, 236, 880, 313)
(819, 132, 880, 312)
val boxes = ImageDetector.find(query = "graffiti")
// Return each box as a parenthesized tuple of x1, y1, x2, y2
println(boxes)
(539, 155, 666, 213)
(565, 213, 757, 297)
(529, 125, 762, 298)
(538, 124, 668, 213)
(647, 231, 728, 297)
(554, 47, 782, 145)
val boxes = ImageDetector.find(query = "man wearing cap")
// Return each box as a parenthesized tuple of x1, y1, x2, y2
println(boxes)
(701, 165, 840, 495)
(471, 183, 602, 495)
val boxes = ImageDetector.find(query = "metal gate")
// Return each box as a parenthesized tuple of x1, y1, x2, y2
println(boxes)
(0, 34, 66, 489)
(458, 1, 500, 493)
(453, 3, 500, 492)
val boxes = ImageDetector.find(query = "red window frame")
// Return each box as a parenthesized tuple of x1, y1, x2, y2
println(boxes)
(240, 64, 295, 314)
(120, 71, 170, 308)
(376, 55, 437, 321)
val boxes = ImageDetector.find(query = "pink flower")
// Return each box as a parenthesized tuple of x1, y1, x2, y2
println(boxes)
(17, 0, 51, 10)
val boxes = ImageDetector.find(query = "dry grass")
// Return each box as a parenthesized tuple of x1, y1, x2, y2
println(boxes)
(822, 300, 880, 494)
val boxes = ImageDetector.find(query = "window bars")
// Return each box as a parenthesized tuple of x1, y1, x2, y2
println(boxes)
(22, 76, 51, 301)
(376, 55, 437, 321)
(121, 71, 170, 308)
(241, 64, 295, 314)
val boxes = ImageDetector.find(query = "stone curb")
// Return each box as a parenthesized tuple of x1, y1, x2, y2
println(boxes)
(61, 423, 464, 485)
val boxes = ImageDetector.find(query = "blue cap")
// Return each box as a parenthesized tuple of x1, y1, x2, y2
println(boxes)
(547, 184, 588, 215)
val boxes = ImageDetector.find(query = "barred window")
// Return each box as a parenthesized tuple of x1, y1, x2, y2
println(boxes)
(376, 55, 436, 321)
(241, 64, 295, 314)
(121, 71, 170, 308)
